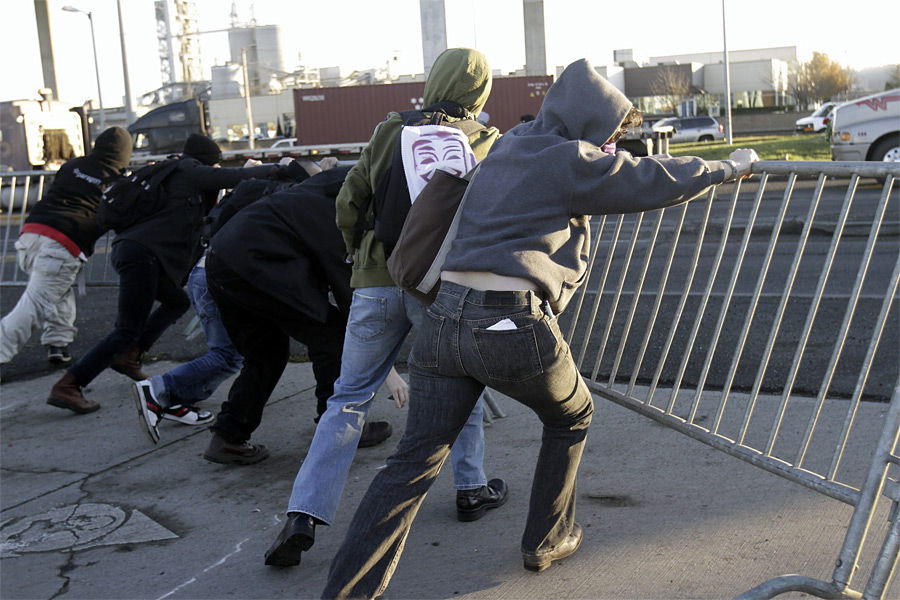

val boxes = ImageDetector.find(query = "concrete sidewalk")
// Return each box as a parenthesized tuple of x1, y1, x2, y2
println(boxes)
(1, 357, 894, 600)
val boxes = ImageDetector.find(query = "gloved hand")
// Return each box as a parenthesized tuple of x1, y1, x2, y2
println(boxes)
(729, 148, 760, 178)
(319, 156, 339, 171)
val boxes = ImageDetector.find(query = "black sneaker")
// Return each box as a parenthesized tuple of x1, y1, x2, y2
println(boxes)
(457, 478, 509, 522)
(46, 345, 72, 364)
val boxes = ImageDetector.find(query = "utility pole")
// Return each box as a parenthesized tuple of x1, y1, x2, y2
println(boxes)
(116, 0, 136, 125)
(242, 47, 255, 150)
(722, 0, 733, 145)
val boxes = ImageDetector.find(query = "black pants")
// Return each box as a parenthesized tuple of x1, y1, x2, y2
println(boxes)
(205, 252, 347, 444)
(69, 240, 190, 386)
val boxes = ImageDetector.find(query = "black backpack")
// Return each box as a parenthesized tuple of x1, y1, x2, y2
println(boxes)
(97, 158, 181, 233)
(352, 101, 485, 257)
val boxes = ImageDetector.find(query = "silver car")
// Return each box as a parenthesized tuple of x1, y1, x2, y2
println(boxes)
(652, 116, 725, 143)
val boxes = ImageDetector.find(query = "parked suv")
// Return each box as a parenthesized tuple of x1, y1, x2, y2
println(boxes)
(652, 115, 725, 143)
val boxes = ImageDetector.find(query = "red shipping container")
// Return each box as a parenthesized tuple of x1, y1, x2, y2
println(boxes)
(292, 75, 553, 146)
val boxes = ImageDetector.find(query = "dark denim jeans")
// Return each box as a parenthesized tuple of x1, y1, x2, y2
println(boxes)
(323, 281, 594, 599)
(69, 239, 190, 386)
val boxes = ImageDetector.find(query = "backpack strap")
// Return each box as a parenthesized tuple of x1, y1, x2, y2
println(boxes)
(350, 110, 427, 251)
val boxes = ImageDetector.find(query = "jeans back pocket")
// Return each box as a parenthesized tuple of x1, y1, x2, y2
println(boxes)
(473, 324, 543, 382)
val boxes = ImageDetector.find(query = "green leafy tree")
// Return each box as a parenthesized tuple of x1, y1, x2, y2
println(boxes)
(790, 52, 853, 107)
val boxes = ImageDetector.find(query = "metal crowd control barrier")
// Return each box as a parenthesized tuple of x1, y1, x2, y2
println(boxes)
(563, 161, 899, 599)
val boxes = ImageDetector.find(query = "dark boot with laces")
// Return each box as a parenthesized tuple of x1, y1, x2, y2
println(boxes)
(456, 478, 509, 522)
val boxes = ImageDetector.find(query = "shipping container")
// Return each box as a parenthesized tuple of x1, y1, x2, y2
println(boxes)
(292, 75, 554, 146)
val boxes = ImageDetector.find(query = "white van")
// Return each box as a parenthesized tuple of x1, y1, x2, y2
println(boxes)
(830, 89, 900, 162)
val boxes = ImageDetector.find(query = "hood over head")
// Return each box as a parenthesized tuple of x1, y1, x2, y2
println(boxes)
(182, 133, 222, 166)
(524, 58, 633, 147)
(423, 48, 492, 117)
(91, 126, 133, 171)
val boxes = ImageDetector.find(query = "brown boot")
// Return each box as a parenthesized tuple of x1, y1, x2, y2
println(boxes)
(111, 345, 148, 381)
(47, 372, 100, 414)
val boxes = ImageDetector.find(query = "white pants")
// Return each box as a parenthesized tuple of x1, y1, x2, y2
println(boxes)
(0, 233, 84, 363)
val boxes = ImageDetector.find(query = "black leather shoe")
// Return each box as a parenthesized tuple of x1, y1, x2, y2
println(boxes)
(523, 523, 583, 572)
(358, 420, 392, 448)
(264, 513, 316, 567)
(456, 478, 509, 522)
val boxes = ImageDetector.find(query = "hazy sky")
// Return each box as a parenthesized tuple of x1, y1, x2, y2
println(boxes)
(3, 0, 898, 108)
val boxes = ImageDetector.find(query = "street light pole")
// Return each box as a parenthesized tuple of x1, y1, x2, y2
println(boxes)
(116, 0, 136, 125)
(62, 6, 105, 131)
(722, 0, 734, 145)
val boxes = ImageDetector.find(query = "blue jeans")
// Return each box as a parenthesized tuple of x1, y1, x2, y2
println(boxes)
(149, 263, 243, 407)
(323, 281, 594, 599)
(287, 286, 487, 526)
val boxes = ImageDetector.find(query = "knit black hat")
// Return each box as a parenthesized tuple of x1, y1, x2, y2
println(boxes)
(182, 134, 222, 165)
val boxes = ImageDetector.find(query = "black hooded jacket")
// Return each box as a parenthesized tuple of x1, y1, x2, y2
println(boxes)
(210, 166, 353, 323)
(22, 127, 132, 257)
(113, 158, 276, 287)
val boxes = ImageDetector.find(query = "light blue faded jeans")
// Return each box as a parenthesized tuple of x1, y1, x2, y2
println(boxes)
(287, 286, 487, 526)
(148, 262, 243, 407)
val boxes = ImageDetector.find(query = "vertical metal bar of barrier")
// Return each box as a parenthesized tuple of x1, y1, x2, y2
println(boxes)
(590, 214, 631, 380)
(0, 176, 19, 282)
(829, 255, 899, 480)
(745, 173, 825, 455)
(609, 210, 662, 386)
(662, 181, 738, 414)
(765, 172, 855, 463)
(568, 216, 607, 358)
(864, 514, 900, 599)
(646, 188, 715, 406)
(732, 173, 797, 444)
(772, 175, 865, 457)
(832, 384, 900, 594)
(674, 180, 746, 422)
(796, 175, 884, 465)
(14, 176, 34, 283)
(702, 177, 767, 431)
(574, 215, 618, 371)
(627, 203, 688, 397)
(821, 177, 895, 477)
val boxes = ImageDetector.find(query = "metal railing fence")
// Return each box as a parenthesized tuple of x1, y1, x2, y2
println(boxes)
(563, 161, 899, 599)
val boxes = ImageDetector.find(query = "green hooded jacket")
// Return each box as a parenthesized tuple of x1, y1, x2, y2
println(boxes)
(335, 47, 500, 289)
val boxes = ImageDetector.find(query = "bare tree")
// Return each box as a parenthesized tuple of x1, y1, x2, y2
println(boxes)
(650, 66, 691, 113)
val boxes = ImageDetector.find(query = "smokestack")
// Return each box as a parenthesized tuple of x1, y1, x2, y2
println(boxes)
(523, 0, 547, 76)
(419, 0, 448, 78)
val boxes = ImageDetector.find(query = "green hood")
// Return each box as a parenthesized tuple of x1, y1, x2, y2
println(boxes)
(423, 48, 492, 117)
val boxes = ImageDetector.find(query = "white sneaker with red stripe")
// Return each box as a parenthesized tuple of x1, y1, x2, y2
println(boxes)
(161, 404, 214, 426)
(133, 380, 162, 444)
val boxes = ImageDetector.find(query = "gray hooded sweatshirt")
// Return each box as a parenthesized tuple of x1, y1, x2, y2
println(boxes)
(441, 58, 729, 314)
